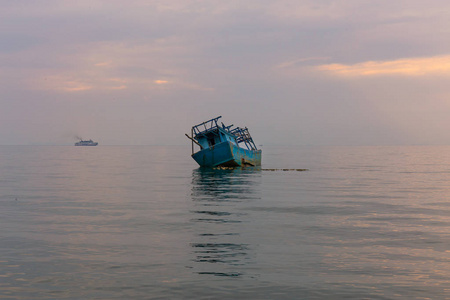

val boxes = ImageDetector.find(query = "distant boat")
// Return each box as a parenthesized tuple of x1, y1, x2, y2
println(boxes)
(186, 116, 261, 167)
(75, 139, 98, 146)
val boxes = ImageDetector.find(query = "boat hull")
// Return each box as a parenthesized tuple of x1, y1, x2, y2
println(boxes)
(192, 141, 261, 168)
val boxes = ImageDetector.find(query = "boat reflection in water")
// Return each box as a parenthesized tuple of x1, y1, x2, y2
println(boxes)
(190, 167, 261, 277)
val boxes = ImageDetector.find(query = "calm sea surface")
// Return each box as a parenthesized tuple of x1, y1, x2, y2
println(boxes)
(1, 145, 450, 299)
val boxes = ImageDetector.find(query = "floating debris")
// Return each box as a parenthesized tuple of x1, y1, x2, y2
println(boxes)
(209, 166, 308, 171)
(262, 169, 308, 172)
(212, 166, 242, 170)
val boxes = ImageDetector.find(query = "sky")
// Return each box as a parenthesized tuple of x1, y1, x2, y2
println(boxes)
(2, 0, 450, 145)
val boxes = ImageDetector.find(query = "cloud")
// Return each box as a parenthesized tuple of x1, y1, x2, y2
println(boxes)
(23, 38, 215, 93)
(60, 81, 93, 92)
(154, 80, 168, 85)
(94, 61, 112, 67)
(3, 0, 450, 145)
(33, 73, 128, 92)
(276, 57, 331, 68)
(317, 55, 450, 76)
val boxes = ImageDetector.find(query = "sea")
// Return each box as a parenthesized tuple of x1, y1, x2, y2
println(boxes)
(1, 145, 450, 299)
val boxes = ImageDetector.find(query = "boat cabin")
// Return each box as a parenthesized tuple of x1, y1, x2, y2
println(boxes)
(195, 128, 237, 149)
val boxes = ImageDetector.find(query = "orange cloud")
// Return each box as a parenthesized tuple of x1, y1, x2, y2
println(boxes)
(94, 61, 112, 67)
(154, 80, 169, 85)
(318, 55, 450, 76)
(35, 75, 127, 92)
(277, 57, 330, 68)
(50, 80, 93, 92)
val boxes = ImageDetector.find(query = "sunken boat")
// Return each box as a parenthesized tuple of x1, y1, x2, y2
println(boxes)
(74, 139, 98, 146)
(186, 116, 261, 167)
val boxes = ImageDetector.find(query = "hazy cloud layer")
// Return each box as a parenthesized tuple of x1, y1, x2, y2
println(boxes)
(2, 0, 450, 145)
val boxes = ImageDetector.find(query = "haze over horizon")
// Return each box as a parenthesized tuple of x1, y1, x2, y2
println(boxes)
(2, 1, 450, 146)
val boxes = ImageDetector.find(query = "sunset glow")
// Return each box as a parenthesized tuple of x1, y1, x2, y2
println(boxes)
(36, 76, 128, 92)
(3, 1, 450, 146)
(154, 80, 169, 85)
(318, 55, 450, 76)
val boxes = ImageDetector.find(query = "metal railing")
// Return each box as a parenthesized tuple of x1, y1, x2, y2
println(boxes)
(192, 116, 222, 136)
(229, 127, 257, 150)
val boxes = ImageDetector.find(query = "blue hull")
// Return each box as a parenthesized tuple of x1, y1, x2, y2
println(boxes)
(192, 141, 261, 168)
